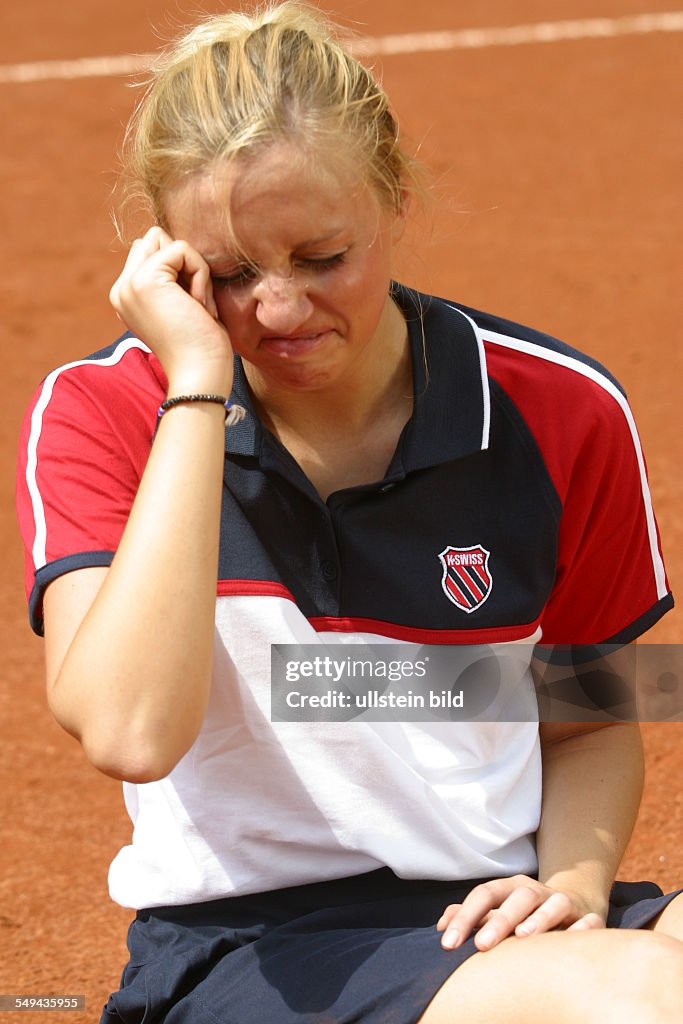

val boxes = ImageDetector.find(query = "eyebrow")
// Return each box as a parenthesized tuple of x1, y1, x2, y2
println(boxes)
(204, 229, 345, 265)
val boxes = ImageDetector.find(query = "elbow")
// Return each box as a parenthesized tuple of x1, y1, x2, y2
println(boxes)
(81, 734, 186, 784)
(47, 681, 201, 783)
(76, 718, 195, 784)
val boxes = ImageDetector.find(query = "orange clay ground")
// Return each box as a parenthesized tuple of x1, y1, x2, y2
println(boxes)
(1, 2, 681, 1020)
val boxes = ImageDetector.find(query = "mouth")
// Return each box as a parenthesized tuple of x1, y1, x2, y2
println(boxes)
(259, 330, 334, 358)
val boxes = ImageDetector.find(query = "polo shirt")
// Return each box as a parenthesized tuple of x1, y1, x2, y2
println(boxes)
(16, 283, 672, 908)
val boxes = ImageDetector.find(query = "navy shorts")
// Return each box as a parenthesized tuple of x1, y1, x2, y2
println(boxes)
(101, 869, 682, 1024)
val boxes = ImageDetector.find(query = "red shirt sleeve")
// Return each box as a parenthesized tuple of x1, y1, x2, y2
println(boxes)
(540, 393, 671, 645)
(485, 339, 672, 646)
(16, 342, 163, 634)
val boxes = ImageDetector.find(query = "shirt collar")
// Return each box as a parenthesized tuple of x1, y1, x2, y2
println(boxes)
(225, 282, 491, 469)
(391, 283, 490, 473)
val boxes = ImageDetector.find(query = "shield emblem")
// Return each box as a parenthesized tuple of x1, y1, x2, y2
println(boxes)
(439, 544, 493, 614)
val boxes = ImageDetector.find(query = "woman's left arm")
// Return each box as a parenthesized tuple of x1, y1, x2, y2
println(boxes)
(437, 719, 644, 951)
(536, 719, 644, 920)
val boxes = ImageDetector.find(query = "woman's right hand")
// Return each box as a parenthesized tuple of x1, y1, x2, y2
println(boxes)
(109, 226, 234, 396)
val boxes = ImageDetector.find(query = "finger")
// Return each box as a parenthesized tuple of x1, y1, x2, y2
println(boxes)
(141, 225, 174, 250)
(204, 280, 219, 321)
(124, 228, 174, 271)
(182, 256, 213, 308)
(115, 239, 206, 305)
(567, 914, 605, 932)
(110, 231, 169, 306)
(116, 240, 148, 285)
(146, 239, 209, 288)
(474, 885, 553, 950)
(513, 891, 576, 938)
(169, 246, 219, 320)
(440, 879, 526, 950)
(436, 903, 462, 932)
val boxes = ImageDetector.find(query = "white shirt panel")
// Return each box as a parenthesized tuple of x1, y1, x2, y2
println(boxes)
(108, 595, 541, 908)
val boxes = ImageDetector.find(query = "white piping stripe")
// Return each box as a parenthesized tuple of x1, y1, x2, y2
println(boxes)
(1, 12, 682, 84)
(482, 328, 668, 601)
(447, 304, 491, 450)
(26, 336, 150, 570)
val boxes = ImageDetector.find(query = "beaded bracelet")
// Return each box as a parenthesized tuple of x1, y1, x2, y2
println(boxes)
(157, 393, 246, 426)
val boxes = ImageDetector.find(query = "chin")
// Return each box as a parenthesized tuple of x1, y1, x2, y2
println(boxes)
(276, 372, 337, 392)
(261, 359, 343, 392)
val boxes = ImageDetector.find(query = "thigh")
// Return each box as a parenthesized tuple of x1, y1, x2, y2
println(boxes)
(645, 890, 683, 940)
(418, 928, 683, 1024)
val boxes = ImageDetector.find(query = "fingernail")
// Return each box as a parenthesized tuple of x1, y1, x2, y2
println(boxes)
(477, 927, 495, 948)
(442, 928, 460, 949)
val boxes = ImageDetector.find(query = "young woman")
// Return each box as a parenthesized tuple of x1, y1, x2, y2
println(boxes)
(16, 4, 683, 1022)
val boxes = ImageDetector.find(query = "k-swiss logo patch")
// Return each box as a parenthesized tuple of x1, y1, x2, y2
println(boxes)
(439, 545, 493, 613)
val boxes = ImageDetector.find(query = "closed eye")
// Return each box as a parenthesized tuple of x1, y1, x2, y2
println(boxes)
(212, 251, 347, 289)
(211, 264, 258, 288)
(297, 252, 347, 272)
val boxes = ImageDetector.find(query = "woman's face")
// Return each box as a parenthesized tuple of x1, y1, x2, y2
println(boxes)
(163, 144, 405, 394)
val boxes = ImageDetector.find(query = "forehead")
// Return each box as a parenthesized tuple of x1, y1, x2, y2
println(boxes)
(163, 144, 383, 257)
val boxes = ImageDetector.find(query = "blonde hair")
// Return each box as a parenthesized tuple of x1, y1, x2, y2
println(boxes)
(118, 1, 422, 231)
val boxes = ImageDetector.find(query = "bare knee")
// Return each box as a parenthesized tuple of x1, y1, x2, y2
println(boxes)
(418, 929, 683, 1024)
(647, 891, 683, 943)
(626, 931, 683, 1021)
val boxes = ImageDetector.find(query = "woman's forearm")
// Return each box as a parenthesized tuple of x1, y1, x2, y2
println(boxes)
(47, 401, 227, 783)
(536, 722, 645, 918)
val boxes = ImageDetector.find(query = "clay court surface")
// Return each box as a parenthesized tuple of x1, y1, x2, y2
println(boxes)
(1, 0, 682, 1019)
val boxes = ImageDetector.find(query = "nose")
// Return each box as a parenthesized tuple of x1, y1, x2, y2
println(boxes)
(252, 272, 314, 335)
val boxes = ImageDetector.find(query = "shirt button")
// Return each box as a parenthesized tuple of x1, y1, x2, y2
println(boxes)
(321, 560, 338, 581)
(380, 483, 395, 492)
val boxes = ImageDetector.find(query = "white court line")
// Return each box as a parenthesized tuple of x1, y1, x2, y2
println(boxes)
(0, 53, 152, 84)
(350, 10, 683, 55)
(1, 11, 682, 84)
